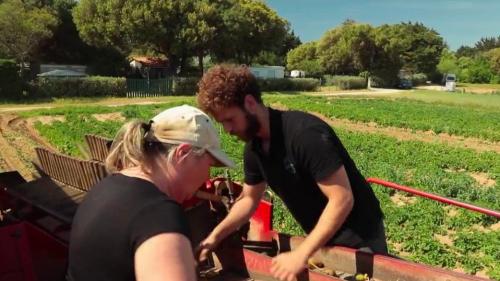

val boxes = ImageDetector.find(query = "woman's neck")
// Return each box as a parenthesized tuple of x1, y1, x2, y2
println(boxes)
(120, 166, 173, 197)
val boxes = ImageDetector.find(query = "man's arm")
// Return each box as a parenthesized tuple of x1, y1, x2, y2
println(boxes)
(197, 181, 267, 261)
(270, 165, 353, 281)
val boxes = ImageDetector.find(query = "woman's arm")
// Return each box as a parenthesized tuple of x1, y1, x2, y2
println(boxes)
(135, 233, 196, 281)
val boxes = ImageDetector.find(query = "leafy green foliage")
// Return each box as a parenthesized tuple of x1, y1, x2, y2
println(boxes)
(265, 95, 500, 141)
(322, 75, 367, 89)
(0, 59, 24, 100)
(438, 49, 460, 76)
(33, 76, 127, 98)
(440, 45, 500, 84)
(258, 78, 319, 92)
(318, 21, 376, 75)
(0, 0, 58, 63)
(73, 0, 289, 72)
(372, 22, 445, 85)
(286, 41, 324, 77)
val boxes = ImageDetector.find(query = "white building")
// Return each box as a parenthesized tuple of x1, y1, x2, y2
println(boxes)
(40, 64, 86, 74)
(249, 66, 285, 79)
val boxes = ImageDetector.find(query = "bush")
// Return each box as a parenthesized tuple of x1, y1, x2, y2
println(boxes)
(172, 77, 200, 95)
(322, 75, 367, 89)
(33, 76, 126, 98)
(411, 73, 428, 85)
(0, 59, 24, 100)
(258, 78, 319, 91)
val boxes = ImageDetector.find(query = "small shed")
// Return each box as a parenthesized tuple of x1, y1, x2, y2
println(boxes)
(129, 56, 169, 78)
(249, 66, 285, 79)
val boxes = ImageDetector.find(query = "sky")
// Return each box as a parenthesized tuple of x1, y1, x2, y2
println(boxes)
(265, 0, 500, 50)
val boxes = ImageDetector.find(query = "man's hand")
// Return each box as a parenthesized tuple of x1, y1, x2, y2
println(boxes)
(195, 235, 218, 263)
(270, 250, 308, 281)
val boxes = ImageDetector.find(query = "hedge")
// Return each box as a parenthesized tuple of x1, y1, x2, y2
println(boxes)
(410, 73, 428, 86)
(322, 75, 367, 89)
(0, 59, 24, 100)
(33, 76, 127, 98)
(168, 77, 320, 94)
(30, 76, 320, 98)
(172, 77, 200, 95)
(257, 78, 319, 91)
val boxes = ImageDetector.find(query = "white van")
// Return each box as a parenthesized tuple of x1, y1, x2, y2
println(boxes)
(290, 70, 306, 78)
(444, 73, 456, 92)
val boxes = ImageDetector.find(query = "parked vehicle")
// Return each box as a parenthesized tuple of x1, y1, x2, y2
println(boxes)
(290, 69, 306, 78)
(444, 73, 457, 91)
(398, 78, 413, 89)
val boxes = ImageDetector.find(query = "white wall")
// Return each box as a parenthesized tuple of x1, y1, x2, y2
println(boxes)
(249, 66, 285, 79)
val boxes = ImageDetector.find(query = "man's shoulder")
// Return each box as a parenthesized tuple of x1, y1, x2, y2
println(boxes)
(280, 109, 330, 136)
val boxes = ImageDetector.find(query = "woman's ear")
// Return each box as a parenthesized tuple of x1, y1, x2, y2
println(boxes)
(174, 143, 192, 162)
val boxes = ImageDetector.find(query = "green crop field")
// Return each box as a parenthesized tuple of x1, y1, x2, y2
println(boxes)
(24, 94, 500, 279)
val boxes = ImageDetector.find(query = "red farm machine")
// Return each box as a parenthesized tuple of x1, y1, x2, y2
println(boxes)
(0, 135, 498, 281)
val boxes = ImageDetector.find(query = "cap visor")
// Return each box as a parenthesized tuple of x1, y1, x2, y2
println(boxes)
(207, 148, 235, 169)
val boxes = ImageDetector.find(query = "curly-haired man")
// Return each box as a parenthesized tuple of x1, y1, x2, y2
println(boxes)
(197, 64, 387, 281)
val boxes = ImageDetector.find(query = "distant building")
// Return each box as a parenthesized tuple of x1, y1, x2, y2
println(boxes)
(249, 66, 285, 79)
(129, 56, 169, 79)
(37, 69, 87, 78)
(38, 64, 87, 77)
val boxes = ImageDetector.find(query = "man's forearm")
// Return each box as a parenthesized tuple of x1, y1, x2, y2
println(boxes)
(209, 195, 261, 242)
(295, 196, 353, 258)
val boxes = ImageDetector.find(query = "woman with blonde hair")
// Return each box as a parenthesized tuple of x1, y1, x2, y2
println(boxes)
(68, 105, 234, 281)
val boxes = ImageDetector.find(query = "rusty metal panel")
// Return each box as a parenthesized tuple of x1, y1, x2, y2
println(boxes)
(85, 134, 112, 162)
(284, 235, 488, 281)
(33, 147, 107, 192)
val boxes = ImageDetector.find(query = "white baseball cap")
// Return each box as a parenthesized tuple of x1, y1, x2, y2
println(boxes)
(150, 105, 235, 168)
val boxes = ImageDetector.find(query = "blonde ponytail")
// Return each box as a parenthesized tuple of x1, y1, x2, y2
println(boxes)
(105, 120, 149, 173)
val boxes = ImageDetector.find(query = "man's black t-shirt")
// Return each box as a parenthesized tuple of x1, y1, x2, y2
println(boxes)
(244, 108, 383, 243)
(68, 173, 190, 281)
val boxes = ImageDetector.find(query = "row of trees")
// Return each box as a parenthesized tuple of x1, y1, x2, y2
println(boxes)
(286, 20, 446, 86)
(0, 0, 132, 76)
(1, 0, 497, 85)
(438, 37, 500, 84)
(0, 0, 301, 76)
(73, 0, 301, 74)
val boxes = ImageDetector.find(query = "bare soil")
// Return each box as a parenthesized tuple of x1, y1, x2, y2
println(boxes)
(0, 114, 58, 179)
(390, 193, 417, 207)
(92, 112, 125, 122)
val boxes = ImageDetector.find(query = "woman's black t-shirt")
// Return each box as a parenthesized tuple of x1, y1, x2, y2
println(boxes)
(68, 173, 190, 281)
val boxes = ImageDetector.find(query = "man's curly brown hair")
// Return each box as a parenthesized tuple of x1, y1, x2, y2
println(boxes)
(197, 64, 262, 115)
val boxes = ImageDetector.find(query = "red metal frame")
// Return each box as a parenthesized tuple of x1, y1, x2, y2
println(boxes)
(2, 174, 497, 281)
(367, 178, 500, 218)
(0, 222, 67, 281)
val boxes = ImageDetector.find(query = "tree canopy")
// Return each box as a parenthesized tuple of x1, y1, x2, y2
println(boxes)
(73, 0, 289, 74)
(286, 41, 323, 77)
(287, 20, 445, 85)
(318, 21, 376, 75)
(0, 0, 58, 63)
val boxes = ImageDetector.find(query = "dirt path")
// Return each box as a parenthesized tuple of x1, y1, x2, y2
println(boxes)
(0, 112, 64, 179)
(0, 101, 165, 113)
(0, 115, 36, 179)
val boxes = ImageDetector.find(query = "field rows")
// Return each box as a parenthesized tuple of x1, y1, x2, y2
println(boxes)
(28, 98, 500, 279)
